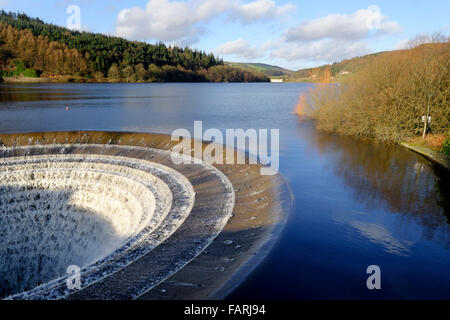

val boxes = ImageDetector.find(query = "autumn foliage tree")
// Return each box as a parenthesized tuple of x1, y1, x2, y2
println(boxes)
(0, 23, 88, 76)
(0, 11, 222, 76)
(299, 40, 449, 142)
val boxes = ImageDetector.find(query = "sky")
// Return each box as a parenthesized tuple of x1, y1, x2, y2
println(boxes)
(0, 0, 449, 70)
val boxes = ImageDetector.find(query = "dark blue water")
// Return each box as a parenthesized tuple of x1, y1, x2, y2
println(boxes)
(1, 83, 449, 299)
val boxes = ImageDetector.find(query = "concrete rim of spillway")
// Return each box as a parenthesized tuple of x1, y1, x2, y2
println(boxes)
(0, 131, 293, 300)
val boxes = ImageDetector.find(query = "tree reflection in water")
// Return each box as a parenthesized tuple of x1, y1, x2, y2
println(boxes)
(298, 120, 450, 244)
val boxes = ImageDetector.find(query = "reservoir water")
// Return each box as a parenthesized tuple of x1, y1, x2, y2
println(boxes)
(0, 82, 449, 299)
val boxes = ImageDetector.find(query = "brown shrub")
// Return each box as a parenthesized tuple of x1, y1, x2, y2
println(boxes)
(304, 42, 450, 142)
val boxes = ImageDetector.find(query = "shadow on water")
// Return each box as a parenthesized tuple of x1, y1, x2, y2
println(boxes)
(0, 185, 124, 299)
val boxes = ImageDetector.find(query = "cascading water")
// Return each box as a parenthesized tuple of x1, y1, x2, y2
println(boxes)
(0, 157, 162, 297)
(0, 132, 289, 300)
(0, 148, 204, 299)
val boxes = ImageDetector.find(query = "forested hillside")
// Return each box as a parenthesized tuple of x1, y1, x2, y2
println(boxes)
(290, 33, 449, 82)
(0, 11, 269, 82)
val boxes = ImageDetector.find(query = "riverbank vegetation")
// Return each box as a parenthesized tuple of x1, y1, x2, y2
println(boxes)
(296, 36, 449, 151)
(441, 134, 450, 155)
(0, 11, 268, 83)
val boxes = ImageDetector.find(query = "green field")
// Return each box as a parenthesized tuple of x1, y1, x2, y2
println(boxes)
(225, 62, 293, 77)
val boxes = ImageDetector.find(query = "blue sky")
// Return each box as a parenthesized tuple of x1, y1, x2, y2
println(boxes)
(1, 0, 449, 70)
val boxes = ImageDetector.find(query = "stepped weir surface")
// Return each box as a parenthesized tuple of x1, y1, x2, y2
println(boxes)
(0, 132, 292, 300)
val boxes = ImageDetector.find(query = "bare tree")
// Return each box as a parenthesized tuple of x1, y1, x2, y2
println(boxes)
(406, 32, 449, 49)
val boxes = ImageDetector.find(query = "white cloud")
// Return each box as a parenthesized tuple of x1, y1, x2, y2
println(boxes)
(115, 0, 295, 42)
(232, 0, 295, 22)
(116, 0, 213, 42)
(214, 38, 265, 59)
(270, 39, 370, 62)
(284, 5, 401, 42)
(214, 37, 370, 64)
(260, 5, 401, 66)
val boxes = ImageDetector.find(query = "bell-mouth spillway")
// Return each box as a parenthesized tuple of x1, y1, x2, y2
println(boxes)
(0, 131, 292, 300)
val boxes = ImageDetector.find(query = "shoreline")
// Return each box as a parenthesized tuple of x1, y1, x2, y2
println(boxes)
(303, 118, 450, 173)
(1, 76, 270, 84)
(2, 76, 55, 83)
(2, 76, 89, 83)
(400, 141, 450, 172)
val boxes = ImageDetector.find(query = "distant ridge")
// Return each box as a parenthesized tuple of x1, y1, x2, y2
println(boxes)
(225, 62, 293, 77)
(290, 42, 448, 82)
(290, 52, 388, 81)
(226, 52, 389, 81)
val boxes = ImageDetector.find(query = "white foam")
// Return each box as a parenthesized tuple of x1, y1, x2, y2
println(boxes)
(0, 144, 235, 300)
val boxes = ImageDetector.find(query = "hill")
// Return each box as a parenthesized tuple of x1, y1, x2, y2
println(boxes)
(289, 52, 389, 82)
(291, 41, 448, 82)
(227, 53, 390, 81)
(0, 11, 269, 83)
(297, 42, 449, 142)
(226, 62, 293, 77)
